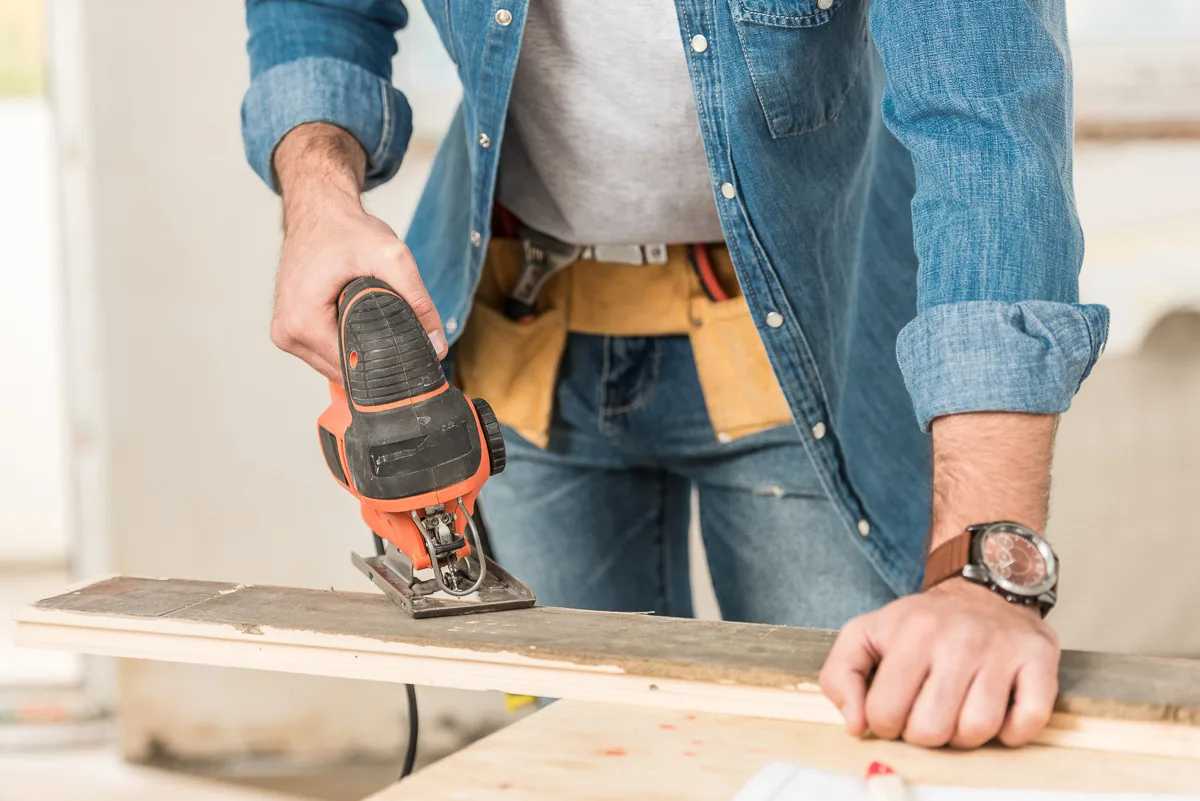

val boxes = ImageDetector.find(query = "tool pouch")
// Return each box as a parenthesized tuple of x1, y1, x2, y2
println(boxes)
(687, 294, 794, 441)
(455, 240, 568, 448)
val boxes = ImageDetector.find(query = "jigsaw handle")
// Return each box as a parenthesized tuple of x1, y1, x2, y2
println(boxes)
(336, 277, 445, 408)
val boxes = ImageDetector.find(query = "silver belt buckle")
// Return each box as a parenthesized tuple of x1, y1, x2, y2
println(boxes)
(585, 243, 669, 266)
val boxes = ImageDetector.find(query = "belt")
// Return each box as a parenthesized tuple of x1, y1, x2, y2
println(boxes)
(580, 243, 669, 266)
(453, 238, 794, 448)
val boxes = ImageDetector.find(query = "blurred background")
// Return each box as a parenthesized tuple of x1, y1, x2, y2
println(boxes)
(0, 1, 1197, 798)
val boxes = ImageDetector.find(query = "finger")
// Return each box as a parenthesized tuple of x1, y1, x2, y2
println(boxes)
(818, 618, 877, 737)
(902, 661, 978, 748)
(999, 655, 1058, 747)
(311, 311, 344, 384)
(270, 316, 342, 385)
(291, 341, 342, 385)
(949, 667, 1014, 749)
(371, 242, 447, 358)
(864, 640, 931, 740)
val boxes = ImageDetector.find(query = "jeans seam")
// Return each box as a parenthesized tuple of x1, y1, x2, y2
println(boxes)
(601, 339, 662, 416)
(597, 336, 612, 435)
(656, 473, 670, 615)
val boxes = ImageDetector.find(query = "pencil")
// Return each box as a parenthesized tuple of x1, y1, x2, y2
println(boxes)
(866, 761, 910, 801)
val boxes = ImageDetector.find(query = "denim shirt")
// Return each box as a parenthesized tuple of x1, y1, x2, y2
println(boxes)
(241, 0, 1109, 596)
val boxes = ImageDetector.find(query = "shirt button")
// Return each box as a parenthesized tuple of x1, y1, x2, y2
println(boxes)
(765, 311, 784, 328)
(690, 34, 708, 53)
(717, 432, 733, 444)
(470, 231, 482, 247)
(720, 182, 737, 199)
(811, 421, 826, 440)
(478, 132, 491, 148)
(857, 519, 871, 537)
(495, 8, 513, 26)
(817, 0, 834, 9)
(445, 317, 458, 335)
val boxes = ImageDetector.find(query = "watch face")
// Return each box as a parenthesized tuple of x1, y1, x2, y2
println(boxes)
(980, 527, 1050, 593)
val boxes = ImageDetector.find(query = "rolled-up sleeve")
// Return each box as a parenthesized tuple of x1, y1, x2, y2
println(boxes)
(241, 0, 414, 193)
(870, 0, 1109, 431)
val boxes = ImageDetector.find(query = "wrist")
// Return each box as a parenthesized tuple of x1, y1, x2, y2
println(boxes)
(928, 576, 1044, 619)
(928, 412, 1055, 549)
(275, 123, 367, 233)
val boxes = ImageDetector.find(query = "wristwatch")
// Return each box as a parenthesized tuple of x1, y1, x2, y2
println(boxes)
(923, 521, 1059, 617)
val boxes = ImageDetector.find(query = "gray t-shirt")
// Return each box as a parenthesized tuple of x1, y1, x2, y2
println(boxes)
(495, 2, 725, 246)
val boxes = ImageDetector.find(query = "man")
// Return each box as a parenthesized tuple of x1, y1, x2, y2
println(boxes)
(241, 0, 1107, 749)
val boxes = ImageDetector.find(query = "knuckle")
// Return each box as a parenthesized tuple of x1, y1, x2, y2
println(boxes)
(864, 701, 904, 740)
(943, 623, 990, 655)
(903, 721, 952, 749)
(1025, 633, 1060, 663)
(269, 319, 296, 349)
(835, 616, 869, 647)
(817, 664, 834, 691)
(406, 293, 437, 319)
(953, 714, 1002, 749)
(383, 239, 414, 265)
(1000, 708, 1051, 747)
(999, 724, 1033, 748)
(904, 609, 941, 639)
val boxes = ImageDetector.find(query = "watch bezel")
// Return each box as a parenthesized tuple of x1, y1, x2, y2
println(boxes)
(969, 522, 1058, 599)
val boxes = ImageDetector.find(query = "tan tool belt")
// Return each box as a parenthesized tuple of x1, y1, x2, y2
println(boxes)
(454, 239, 793, 448)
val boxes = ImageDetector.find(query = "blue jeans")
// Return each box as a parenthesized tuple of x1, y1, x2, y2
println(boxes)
(479, 334, 896, 630)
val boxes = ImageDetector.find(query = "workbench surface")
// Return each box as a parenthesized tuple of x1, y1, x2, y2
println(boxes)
(370, 700, 1200, 801)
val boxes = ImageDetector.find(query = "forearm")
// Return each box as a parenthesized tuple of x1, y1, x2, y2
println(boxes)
(265, 121, 442, 382)
(275, 123, 367, 232)
(929, 412, 1057, 550)
(241, 1, 412, 193)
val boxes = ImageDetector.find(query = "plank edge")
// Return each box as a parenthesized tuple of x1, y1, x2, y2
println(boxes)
(15, 611, 1200, 761)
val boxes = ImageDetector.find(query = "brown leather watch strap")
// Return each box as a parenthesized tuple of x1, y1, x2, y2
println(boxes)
(923, 530, 973, 591)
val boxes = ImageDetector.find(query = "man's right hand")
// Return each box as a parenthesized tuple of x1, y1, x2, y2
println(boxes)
(270, 122, 445, 385)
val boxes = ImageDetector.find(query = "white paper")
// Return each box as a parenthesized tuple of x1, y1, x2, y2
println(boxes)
(732, 763, 1200, 801)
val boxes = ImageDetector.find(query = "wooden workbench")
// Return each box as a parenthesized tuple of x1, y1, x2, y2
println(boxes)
(369, 700, 1200, 800)
(15, 574, 1200, 794)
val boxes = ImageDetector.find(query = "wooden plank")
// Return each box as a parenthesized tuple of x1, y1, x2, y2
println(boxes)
(15, 576, 1200, 759)
(366, 701, 1200, 801)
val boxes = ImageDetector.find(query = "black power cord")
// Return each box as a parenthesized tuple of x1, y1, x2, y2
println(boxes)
(373, 533, 420, 779)
(372, 504, 494, 779)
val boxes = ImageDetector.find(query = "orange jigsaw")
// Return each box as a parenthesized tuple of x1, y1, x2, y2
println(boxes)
(317, 278, 535, 618)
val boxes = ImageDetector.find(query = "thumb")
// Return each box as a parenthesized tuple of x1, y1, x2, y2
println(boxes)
(819, 618, 878, 737)
(373, 241, 447, 358)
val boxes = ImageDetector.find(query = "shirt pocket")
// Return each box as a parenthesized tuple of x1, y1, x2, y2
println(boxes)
(729, 0, 870, 137)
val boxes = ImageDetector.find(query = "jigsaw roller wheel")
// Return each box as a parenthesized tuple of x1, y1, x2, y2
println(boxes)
(472, 398, 507, 476)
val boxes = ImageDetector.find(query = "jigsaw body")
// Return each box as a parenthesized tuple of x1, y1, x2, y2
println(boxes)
(317, 278, 535, 618)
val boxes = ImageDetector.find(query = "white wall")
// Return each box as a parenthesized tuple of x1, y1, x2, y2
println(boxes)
(0, 98, 69, 564)
(56, 0, 502, 762)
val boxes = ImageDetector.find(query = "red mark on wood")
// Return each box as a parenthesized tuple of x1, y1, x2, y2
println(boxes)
(686, 714, 697, 720)
(604, 747, 627, 756)
(692, 739, 702, 746)
(684, 750, 697, 757)
(660, 723, 675, 730)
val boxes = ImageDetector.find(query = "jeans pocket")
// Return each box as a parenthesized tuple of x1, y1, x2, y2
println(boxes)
(730, 0, 871, 137)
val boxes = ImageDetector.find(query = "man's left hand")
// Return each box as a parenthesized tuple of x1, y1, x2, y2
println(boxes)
(819, 576, 1059, 749)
